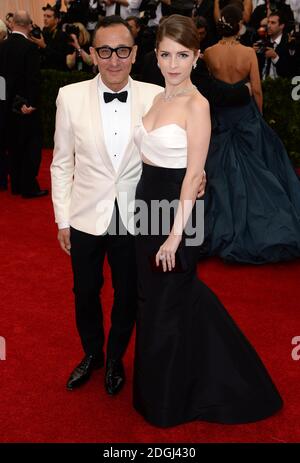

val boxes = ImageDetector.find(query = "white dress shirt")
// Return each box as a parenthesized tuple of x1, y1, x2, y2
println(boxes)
(263, 34, 282, 80)
(98, 76, 131, 172)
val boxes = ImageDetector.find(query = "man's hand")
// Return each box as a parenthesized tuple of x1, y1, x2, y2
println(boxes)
(21, 105, 36, 115)
(29, 35, 46, 49)
(58, 228, 71, 255)
(265, 47, 278, 60)
(197, 170, 207, 198)
(70, 33, 80, 49)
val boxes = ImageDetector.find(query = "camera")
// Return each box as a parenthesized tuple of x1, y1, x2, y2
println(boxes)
(30, 24, 42, 39)
(254, 26, 273, 54)
(63, 23, 80, 39)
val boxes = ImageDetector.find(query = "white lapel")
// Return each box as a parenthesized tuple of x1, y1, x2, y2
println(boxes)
(89, 75, 115, 175)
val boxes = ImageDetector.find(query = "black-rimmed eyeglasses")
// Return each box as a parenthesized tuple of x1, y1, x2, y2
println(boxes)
(94, 46, 133, 59)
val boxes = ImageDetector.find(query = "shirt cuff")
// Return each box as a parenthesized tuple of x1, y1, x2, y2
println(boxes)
(58, 222, 70, 229)
(272, 55, 279, 65)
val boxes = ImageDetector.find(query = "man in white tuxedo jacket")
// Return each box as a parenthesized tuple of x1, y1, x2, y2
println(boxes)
(51, 16, 162, 395)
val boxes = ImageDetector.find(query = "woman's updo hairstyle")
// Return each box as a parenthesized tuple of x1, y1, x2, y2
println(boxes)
(216, 5, 243, 37)
(156, 14, 199, 51)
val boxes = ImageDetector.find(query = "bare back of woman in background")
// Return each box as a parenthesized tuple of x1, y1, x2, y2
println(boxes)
(200, 4, 300, 265)
(204, 7, 263, 112)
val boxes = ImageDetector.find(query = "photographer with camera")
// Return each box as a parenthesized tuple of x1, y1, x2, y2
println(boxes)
(29, 4, 71, 71)
(0, 11, 48, 198)
(253, 9, 297, 78)
(66, 22, 93, 71)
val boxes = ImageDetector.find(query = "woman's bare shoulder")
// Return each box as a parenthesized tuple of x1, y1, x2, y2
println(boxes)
(239, 44, 256, 56)
(188, 91, 210, 116)
(203, 44, 218, 57)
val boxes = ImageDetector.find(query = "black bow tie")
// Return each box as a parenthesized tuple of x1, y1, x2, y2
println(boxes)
(103, 91, 128, 103)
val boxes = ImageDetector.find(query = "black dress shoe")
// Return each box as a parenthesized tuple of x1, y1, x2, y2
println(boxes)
(22, 189, 49, 199)
(66, 354, 104, 390)
(105, 359, 125, 395)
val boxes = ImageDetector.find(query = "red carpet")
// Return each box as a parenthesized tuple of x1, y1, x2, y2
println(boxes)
(0, 150, 300, 443)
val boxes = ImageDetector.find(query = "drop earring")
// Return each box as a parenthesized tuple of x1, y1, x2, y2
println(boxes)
(193, 62, 197, 70)
(157, 62, 160, 68)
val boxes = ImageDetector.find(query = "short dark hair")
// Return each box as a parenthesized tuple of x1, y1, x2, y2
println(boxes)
(269, 10, 285, 25)
(42, 4, 61, 20)
(93, 15, 135, 45)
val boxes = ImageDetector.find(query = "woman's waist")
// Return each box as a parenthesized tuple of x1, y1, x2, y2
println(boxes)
(141, 162, 186, 182)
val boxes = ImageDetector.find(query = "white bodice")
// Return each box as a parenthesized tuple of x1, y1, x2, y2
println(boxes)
(134, 121, 187, 168)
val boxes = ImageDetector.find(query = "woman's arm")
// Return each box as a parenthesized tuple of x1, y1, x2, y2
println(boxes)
(249, 48, 263, 112)
(79, 48, 93, 66)
(243, 0, 252, 23)
(66, 33, 93, 69)
(213, 0, 221, 23)
(66, 49, 92, 70)
(156, 97, 211, 271)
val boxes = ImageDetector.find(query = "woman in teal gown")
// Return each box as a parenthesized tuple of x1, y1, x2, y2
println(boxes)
(202, 5, 300, 264)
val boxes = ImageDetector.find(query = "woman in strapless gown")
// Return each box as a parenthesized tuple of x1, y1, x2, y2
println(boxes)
(201, 6, 300, 264)
(133, 14, 283, 428)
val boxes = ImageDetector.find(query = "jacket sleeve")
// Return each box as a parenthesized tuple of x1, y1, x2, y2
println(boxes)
(50, 88, 75, 226)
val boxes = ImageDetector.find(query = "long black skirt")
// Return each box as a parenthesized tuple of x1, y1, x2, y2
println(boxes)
(133, 162, 283, 428)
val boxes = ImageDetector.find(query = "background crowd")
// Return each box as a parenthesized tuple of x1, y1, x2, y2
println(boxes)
(0, 0, 299, 195)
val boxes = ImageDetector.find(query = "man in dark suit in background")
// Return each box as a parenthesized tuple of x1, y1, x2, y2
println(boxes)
(0, 11, 48, 198)
(254, 11, 298, 79)
(30, 4, 71, 72)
